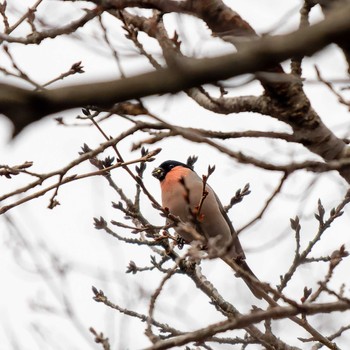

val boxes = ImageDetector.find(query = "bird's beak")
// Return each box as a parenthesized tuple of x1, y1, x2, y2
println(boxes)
(152, 167, 164, 180)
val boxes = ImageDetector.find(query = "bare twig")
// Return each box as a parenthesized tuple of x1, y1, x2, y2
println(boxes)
(315, 65, 350, 108)
(237, 172, 288, 234)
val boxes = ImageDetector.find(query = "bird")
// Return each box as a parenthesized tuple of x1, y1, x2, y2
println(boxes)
(152, 159, 263, 299)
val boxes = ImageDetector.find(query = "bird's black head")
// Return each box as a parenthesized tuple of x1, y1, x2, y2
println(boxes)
(152, 160, 190, 181)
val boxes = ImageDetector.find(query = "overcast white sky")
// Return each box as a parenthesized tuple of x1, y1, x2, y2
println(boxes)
(1, 1, 350, 349)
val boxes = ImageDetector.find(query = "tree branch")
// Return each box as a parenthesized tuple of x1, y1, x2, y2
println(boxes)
(1, 4, 350, 136)
(143, 301, 349, 350)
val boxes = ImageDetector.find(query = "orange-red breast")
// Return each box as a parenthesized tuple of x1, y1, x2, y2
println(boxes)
(152, 160, 262, 299)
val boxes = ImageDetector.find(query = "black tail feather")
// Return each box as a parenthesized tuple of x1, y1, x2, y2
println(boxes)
(225, 258, 264, 300)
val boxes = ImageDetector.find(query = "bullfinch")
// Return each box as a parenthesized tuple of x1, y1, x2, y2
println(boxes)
(152, 160, 262, 299)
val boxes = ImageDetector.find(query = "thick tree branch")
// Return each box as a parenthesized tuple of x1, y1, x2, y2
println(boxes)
(318, 0, 350, 73)
(1, 4, 350, 135)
